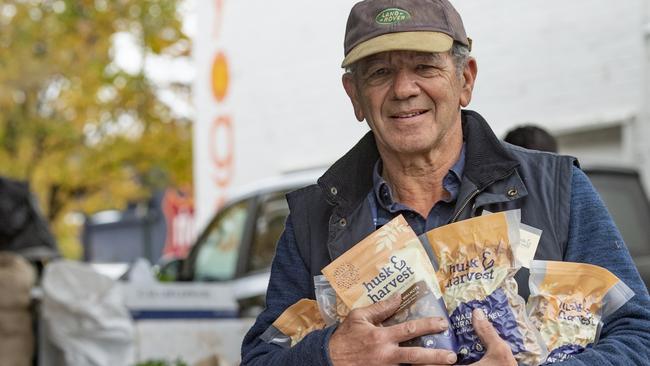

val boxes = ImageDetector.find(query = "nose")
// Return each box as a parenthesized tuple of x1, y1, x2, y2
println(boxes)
(391, 69, 420, 100)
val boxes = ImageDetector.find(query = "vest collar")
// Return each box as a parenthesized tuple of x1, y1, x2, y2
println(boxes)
(461, 110, 520, 190)
(317, 131, 379, 211)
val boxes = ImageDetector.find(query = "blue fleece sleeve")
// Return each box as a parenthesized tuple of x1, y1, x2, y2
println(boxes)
(558, 167, 650, 365)
(241, 215, 336, 366)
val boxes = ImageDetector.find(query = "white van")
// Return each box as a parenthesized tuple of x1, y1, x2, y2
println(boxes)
(140, 168, 324, 365)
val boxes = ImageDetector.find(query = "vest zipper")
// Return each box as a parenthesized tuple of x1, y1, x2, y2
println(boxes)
(449, 188, 480, 223)
(449, 170, 518, 223)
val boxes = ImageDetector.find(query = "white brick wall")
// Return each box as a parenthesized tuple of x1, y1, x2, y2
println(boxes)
(453, 0, 650, 190)
(454, 0, 646, 136)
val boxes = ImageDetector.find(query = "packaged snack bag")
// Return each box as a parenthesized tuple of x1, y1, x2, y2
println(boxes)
(528, 260, 634, 363)
(425, 211, 546, 365)
(482, 210, 542, 269)
(322, 215, 456, 351)
(314, 275, 338, 326)
(335, 293, 351, 323)
(260, 299, 326, 347)
(314, 275, 351, 325)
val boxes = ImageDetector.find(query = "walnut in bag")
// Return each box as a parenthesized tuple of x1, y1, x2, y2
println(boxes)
(260, 299, 326, 347)
(528, 260, 634, 363)
(322, 215, 456, 351)
(424, 210, 547, 365)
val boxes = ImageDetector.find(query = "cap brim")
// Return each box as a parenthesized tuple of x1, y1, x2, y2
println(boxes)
(341, 31, 454, 68)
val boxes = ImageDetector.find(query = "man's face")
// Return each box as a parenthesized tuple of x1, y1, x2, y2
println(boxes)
(343, 50, 477, 156)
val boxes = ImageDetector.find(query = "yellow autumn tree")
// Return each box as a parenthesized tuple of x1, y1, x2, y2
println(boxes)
(0, 0, 192, 258)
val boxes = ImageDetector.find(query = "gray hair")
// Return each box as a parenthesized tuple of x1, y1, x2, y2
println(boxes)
(345, 42, 471, 78)
(449, 42, 470, 77)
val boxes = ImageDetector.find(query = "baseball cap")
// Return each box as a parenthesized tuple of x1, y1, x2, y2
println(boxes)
(342, 0, 472, 68)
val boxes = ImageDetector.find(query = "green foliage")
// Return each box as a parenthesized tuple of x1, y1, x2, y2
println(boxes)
(0, 0, 192, 258)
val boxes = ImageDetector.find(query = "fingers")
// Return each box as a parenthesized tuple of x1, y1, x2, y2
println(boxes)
(356, 294, 401, 324)
(388, 347, 457, 365)
(388, 317, 450, 343)
(471, 309, 517, 365)
(471, 308, 503, 350)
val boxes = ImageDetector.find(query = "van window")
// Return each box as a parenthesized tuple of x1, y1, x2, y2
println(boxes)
(247, 191, 290, 274)
(586, 171, 650, 257)
(194, 200, 251, 281)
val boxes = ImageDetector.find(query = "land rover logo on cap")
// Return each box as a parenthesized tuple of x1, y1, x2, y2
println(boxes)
(375, 8, 411, 25)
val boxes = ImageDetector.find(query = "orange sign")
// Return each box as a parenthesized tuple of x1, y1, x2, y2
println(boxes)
(209, 115, 234, 188)
(211, 52, 230, 103)
(214, 0, 224, 37)
(210, 1, 232, 211)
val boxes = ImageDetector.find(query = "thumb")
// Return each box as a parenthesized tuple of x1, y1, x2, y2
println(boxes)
(472, 308, 503, 349)
(360, 295, 401, 324)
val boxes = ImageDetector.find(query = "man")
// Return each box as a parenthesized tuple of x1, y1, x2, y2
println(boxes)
(241, 0, 650, 365)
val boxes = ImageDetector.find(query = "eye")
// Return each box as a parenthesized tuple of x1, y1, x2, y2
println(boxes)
(370, 68, 390, 77)
(415, 64, 441, 77)
(362, 67, 392, 85)
(416, 64, 436, 71)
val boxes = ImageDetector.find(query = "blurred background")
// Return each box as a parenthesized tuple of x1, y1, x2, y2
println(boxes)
(1, 0, 649, 365)
(0, 0, 193, 262)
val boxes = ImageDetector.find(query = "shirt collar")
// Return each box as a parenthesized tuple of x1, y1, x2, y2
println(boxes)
(449, 143, 466, 182)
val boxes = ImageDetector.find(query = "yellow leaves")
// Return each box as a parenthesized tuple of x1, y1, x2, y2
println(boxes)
(52, 216, 83, 260)
(0, 0, 190, 258)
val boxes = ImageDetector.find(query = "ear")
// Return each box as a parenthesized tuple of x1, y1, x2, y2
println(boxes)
(459, 57, 478, 107)
(342, 73, 365, 122)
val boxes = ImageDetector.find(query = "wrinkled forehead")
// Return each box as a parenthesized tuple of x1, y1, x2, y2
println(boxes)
(355, 50, 449, 68)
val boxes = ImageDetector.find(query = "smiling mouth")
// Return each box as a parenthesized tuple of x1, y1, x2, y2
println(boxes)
(391, 110, 429, 119)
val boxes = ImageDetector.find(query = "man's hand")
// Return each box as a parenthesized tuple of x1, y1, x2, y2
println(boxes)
(328, 295, 457, 366)
(469, 309, 517, 366)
